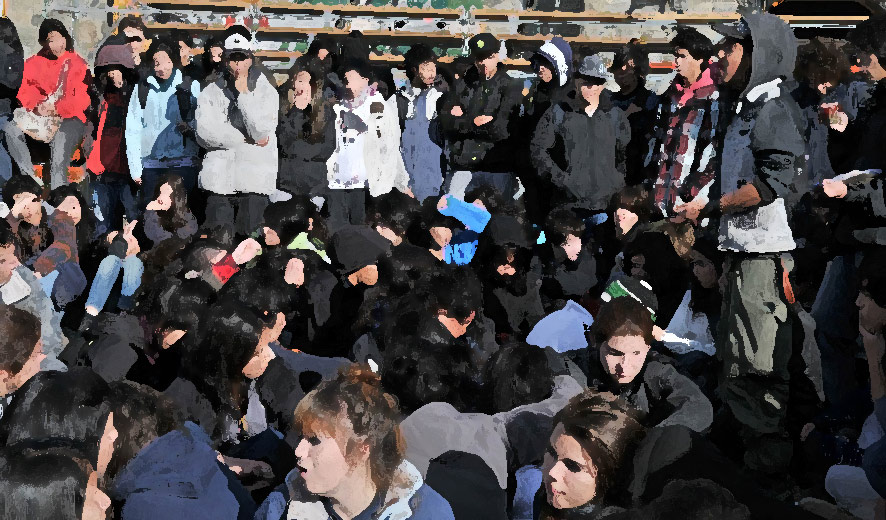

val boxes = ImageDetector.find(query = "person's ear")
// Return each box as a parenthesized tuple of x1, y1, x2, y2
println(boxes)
(589, 461, 598, 478)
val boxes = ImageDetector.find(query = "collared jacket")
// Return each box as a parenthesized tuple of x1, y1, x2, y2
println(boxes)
(126, 68, 201, 181)
(197, 66, 279, 195)
(255, 460, 454, 520)
(585, 350, 713, 433)
(649, 67, 719, 217)
(530, 94, 630, 212)
(17, 49, 90, 123)
(440, 66, 521, 173)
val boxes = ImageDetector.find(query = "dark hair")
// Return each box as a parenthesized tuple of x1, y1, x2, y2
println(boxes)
(146, 38, 179, 69)
(545, 208, 585, 249)
(47, 184, 85, 212)
(102, 381, 182, 481)
(611, 40, 649, 77)
(341, 57, 373, 83)
(38, 18, 74, 52)
(170, 28, 194, 48)
(795, 37, 850, 88)
(0, 219, 14, 248)
(546, 390, 643, 507)
(263, 198, 313, 247)
(589, 295, 655, 346)
(404, 43, 437, 82)
(2, 174, 42, 208)
(612, 185, 651, 220)
(0, 451, 92, 520)
(118, 15, 147, 35)
(670, 27, 714, 63)
(2, 368, 110, 453)
(847, 15, 886, 61)
(638, 479, 751, 519)
(429, 267, 482, 323)
(484, 343, 553, 413)
(0, 306, 41, 374)
(183, 301, 263, 416)
(368, 191, 420, 237)
(859, 248, 886, 309)
(295, 364, 405, 490)
(283, 62, 329, 141)
(152, 174, 191, 232)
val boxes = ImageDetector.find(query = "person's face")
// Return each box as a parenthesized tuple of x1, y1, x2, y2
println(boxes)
(600, 334, 650, 384)
(0, 244, 19, 285)
(496, 250, 518, 276)
(613, 59, 639, 92)
(537, 64, 554, 84)
(152, 50, 174, 81)
(228, 56, 252, 79)
(178, 40, 192, 66)
(285, 257, 305, 286)
(857, 287, 886, 335)
(674, 48, 703, 83)
(580, 82, 605, 103)
(562, 234, 582, 261)
(294, 417, 363, 496)
(123, 27, 146, 55)
(161, 329, 186, 349)
(344, 70, 370, 99)
(430, 226, 452, 248)
(690, 251, 718, 290)
(317, 48, 330, 61)
(13, 192, 43, 226)
(293, 70, 312, 98)
(718, 42, 744, 84)
(614, 208, 639, 238)
(263, 226, 281, 246)
(476, 55, 499, 78)
(46, 30, 67, 57)
(57, 195, 82, 225)
(355, 264, 379, 286)
(438, 310, 475, 338)
(210, 46, 223, 63)
(108, 69, 124, 89)
(543, 423, 598, 510)
(417, 61, 437, 87)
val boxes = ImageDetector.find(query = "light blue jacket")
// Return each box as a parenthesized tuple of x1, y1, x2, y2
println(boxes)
(125, 68, 200, 181)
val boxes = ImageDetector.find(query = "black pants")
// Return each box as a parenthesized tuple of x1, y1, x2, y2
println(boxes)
(204, 193, 269, 238)
(327, 188, 366, 232)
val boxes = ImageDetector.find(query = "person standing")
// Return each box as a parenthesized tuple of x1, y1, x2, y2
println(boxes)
(196, 25, 279, 237)
(325, 58, 410, 230)
(395, 43, 448, 203)
(0, 17, 23, 186)
(3, 19, 90, 189)
(675, 13, 805, 480)
(440, 33, 521, 200)
(126, 38, 201, 211)
(649, 27, 719, 221)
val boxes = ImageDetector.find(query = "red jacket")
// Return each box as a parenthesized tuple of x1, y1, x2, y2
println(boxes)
(18, 50, 90, 123)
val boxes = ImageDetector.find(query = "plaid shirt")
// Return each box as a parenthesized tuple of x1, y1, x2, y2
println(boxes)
(650, 67, 720, 217)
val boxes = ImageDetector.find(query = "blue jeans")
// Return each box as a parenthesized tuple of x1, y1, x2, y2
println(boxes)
(85, 255, 144, 311)
(92, 175, 140, 236)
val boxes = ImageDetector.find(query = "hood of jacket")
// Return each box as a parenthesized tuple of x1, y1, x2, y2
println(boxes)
(535, 38, 573, 87)
(741, 13, 798, 99)
(283, 460, 428, 520)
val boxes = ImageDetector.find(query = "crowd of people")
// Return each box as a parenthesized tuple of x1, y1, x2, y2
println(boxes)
(0, 8, 885, 519)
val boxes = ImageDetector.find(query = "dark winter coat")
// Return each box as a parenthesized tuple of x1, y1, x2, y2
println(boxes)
(530, 96, 630, 212)
(0, 18, 24, 116)
(440, 66, 521, 173)
(277, 102, 336, 195)
(610, 85, 659, 186)
(585, 351, 713, 433)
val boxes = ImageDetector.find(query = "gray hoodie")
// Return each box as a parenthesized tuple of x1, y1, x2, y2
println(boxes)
(717, 13, 805, 254)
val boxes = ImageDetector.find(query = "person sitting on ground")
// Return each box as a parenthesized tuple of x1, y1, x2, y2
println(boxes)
(585, 293, 713, 433)
(255, 364, 455, 520)
(534, 390, 644, 519)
